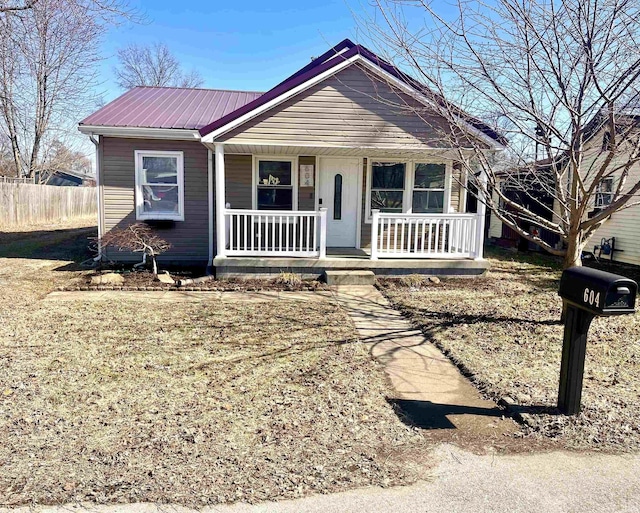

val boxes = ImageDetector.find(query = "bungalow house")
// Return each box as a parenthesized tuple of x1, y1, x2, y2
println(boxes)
(79, 39, 505, 277)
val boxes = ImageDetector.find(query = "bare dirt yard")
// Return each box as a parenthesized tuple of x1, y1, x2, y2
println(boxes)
(379, 247, 640, 452)
(0, 221, 429, 507)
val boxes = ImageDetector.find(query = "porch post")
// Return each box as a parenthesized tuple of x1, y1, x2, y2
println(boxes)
(215, 143, 226, 258)
(475, 168, 487, 259)
(319, 208, 327, 259)
(371, 209, 380, 260)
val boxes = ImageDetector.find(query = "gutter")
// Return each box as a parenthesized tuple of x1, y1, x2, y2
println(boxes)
(88, 133, 104, 262)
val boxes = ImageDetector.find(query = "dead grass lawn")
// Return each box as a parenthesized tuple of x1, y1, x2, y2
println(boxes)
(0, 227, 427, 506)
(379, 248, 640, 452)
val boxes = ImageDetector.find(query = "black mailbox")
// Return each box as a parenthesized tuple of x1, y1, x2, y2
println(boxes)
(557, 266, 637, 415)
(559, 266, 637, 316)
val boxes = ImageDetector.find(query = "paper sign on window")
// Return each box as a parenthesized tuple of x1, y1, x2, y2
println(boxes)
(300, 165, 315, 187)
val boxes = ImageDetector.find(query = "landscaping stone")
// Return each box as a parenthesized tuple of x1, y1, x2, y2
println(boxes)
(90, 273, 124, 286)
(156, 271, 175, 285)
(428, 276, 441, 284)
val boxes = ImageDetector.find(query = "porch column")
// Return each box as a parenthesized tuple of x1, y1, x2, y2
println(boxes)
(475, 168, 487, 259)
(215, 143, 226, 258)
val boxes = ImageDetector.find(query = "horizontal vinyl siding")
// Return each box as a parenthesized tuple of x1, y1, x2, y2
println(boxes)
(225, 154, 252, 209)
(101, 137, 209, 262)
(219, 63, 455, 149)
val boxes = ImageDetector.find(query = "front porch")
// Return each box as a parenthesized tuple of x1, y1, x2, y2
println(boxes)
(214, 248, 490, 278)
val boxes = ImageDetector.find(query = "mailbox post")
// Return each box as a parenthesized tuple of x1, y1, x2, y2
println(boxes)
(558, 267, 637, 414)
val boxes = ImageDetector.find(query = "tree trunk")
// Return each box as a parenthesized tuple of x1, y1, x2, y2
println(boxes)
(564, 233, 584, 268)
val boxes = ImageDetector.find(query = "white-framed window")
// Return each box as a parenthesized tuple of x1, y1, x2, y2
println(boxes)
(412, 163, 446, 213)
(252, 156, 298, 210)
(135, 150, 184, 221)
(595, 177, 614, 208)
(369, 161, 407, 214)
(365, 158, 451, 221)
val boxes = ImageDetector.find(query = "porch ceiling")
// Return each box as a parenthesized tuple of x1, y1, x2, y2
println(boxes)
(206, 142, 476, 159)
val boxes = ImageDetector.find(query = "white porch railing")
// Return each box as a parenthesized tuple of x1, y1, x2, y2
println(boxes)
(223, 208, 327, 258)
(370, 210, 480, 259)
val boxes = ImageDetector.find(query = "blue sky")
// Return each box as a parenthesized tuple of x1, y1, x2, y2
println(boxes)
(97, 0, 374, 102)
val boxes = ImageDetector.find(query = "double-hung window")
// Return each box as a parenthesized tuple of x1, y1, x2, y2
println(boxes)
(370, 161, 406, 214)
(595, 178, 614, 208)
(135, 150, 184, 221)
(412, 163, 446, 213)
(255, 158, 295, 210)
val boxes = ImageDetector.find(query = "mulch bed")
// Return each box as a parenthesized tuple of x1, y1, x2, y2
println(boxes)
(67, 270, 328, 292)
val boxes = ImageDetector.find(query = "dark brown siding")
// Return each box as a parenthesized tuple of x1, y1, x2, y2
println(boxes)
(101, 137, 209, 263)
(224, 154, 252, 209)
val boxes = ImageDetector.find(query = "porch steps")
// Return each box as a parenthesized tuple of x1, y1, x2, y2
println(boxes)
(324, 270, 375, 286)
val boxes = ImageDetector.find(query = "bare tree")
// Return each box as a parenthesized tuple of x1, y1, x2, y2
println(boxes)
(0, 0, 134, 178)
(100, 222, 171, 275)
(114, 42, 204, 89)
(364, 0, 640, 268)
(0, 0, 37, 13)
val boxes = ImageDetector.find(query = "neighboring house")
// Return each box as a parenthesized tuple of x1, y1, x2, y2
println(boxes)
(37, 169, 96, 187)
(79, 39, 505, 277)
(489, 109, 640, 266)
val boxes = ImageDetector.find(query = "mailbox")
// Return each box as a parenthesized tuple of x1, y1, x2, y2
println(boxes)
(559, 266, 637, 316)
(557, 266, 637, 415)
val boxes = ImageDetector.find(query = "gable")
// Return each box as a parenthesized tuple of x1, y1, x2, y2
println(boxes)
(217, 63, 467, 150)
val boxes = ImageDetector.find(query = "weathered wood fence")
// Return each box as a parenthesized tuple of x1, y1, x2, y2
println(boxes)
(0, 182, 96, 227)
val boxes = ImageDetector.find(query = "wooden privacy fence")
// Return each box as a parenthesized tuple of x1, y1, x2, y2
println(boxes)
(0, 182, 96, 227)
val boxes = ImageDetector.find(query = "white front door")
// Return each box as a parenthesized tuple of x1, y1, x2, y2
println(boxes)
(318, 157, 360, 247)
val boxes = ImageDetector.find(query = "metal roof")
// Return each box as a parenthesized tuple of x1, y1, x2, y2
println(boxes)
(80, 87, 264, 130)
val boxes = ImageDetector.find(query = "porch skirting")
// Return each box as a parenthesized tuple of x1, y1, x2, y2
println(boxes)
(213, 255, 489, 279)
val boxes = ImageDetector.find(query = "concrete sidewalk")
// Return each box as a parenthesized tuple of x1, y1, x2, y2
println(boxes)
(332, 285, 519, 438)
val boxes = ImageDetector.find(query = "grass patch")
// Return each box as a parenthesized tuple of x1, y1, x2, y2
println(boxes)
(379, 246, 640, 451)
(0, 225, 427, 506)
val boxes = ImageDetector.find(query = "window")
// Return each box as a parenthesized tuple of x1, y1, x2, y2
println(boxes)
(255, 159, 295, 210)
(334, 173, 343, 220)
(370, 161, 405, 214)
(412, 163, 445, 213)
(135, 150, 184, 221)
(595, 178, 613, 208)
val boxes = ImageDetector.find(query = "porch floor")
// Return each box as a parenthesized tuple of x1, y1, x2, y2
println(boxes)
(214, 248, 489, 278)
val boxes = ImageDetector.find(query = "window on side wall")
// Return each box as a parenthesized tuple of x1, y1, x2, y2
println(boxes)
(256, 159, 295, 210)
(370, 161, 405, 214)
(412, 163, 446, 213)
(135, 150, 184, 221)
(595, 177, 614, 208)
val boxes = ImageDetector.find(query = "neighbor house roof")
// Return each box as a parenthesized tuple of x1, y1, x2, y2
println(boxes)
(80, 87, 264, 130)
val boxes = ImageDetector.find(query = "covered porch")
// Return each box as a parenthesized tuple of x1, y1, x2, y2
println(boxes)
(209, 142, 488, 277)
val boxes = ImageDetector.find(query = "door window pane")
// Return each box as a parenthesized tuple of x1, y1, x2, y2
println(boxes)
(334, 174, 343, 220)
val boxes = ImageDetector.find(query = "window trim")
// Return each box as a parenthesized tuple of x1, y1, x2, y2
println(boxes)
(134, 150, 185, 221)
(365, 158, 452, 222)
(252, 155, 299, 211)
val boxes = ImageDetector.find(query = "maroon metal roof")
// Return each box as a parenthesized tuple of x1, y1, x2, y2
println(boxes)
(80, 87, 264, 130)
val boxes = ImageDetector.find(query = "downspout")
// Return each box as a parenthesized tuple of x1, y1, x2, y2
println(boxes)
(88, 133, 104, 262)
(207, 148, 214, 274)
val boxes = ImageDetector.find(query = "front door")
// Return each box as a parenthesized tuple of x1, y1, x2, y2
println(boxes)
(318, 157, 360, 247)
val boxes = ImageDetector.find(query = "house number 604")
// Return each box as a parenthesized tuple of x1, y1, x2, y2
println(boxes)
(583, 287, 601, 307)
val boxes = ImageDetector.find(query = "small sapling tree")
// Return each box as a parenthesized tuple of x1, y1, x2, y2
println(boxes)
(100, 222, 170, 276)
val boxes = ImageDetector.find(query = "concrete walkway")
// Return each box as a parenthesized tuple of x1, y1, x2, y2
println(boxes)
(332, 285, 519, 438)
